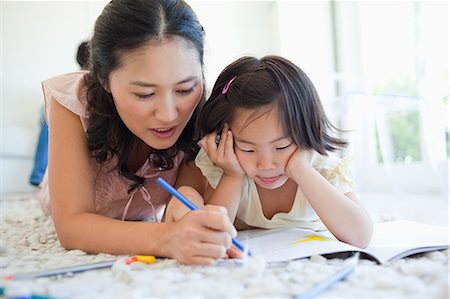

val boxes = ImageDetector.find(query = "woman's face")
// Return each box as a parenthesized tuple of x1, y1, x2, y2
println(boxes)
(109, 38, 203, 150)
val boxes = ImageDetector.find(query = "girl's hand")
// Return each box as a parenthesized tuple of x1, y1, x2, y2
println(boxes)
(164, 205, 238, 265)
(285, 147, 314, 179)
(199, 124, 245, 178)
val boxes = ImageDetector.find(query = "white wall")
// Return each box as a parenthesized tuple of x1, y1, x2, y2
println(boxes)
(190, 1, 279, 89)
(277, 1, 335, 105)
(2, 1, 106, 127)
(1, 1, 108, 194)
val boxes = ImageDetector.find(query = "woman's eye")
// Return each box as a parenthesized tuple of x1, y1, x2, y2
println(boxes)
(177, 87, 194, 95)
(276, 143, 292, 150)
(135, 93, 154, 99)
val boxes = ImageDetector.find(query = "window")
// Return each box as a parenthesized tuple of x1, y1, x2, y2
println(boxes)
(334, 1, 448, 193)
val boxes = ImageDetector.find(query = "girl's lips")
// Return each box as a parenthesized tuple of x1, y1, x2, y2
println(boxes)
(258, 174, 283, 184)
(150, 127, 177, 139)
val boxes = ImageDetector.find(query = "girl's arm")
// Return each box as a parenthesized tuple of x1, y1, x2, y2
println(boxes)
(196, 125, 245, 222)
(286, 150, 373, 248)
(48, 99, 236, 265)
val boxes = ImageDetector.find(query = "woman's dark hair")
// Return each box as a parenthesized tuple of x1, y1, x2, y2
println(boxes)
(197, 55, 347, 155)
(85, 0, 205, 191)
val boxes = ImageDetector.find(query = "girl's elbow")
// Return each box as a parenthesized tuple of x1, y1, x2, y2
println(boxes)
(350, 222, 374, 248)
(350, 235, 370, 249)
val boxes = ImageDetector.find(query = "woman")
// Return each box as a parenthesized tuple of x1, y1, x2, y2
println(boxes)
(39, 0, 238, 265)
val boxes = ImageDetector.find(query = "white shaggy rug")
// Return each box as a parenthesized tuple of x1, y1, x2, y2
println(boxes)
(0, 194, 448, 298)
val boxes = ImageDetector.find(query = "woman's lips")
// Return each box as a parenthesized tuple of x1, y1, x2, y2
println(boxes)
(258, 174, 282, 184)
(150, 127, 177, 139)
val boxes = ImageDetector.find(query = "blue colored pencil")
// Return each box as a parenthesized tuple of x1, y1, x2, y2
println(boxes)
(156, 177, 252, 256)
(294, 253, 360, 299)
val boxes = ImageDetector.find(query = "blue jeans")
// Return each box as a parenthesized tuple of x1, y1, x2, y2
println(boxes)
(29, 110, 48, 186)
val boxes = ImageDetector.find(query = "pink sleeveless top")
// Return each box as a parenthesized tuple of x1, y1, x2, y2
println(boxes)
(39, 71, 184, 221)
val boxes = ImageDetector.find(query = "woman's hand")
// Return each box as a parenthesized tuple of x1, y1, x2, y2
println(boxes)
(163, 205, 238, 265)
(285, 147, 314, 180)
(199, 124, 245, 178)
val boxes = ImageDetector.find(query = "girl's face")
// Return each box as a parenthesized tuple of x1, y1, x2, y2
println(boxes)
(109, 38, 203, 150)
(230, 106, 297, 189)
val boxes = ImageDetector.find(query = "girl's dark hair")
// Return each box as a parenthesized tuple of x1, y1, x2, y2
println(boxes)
(197, 55, 347, 155)
(85, 0, 205, 191)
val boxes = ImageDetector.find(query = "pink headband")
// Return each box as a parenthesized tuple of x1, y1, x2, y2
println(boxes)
(221, 75, 237, 95)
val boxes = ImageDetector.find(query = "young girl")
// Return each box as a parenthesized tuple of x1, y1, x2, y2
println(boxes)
(39, 0, 238, 265)
(165, 55, 373, 248)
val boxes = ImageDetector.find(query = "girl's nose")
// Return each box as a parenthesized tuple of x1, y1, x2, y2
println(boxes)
(155, 94, 177, 123)
(257, 153, 275, 170)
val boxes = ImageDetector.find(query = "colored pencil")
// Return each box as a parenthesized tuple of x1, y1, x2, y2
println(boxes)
(5, 260, 116, 280)
(294, 253, 360, 299)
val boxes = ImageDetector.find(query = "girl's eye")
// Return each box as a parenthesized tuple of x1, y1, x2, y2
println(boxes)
(236, 145, 254, 153)
(241, 149, 255, 153)
(177, 87, 194, 95)
(135, 93, 155, 99)
(276, 143, 292, 150)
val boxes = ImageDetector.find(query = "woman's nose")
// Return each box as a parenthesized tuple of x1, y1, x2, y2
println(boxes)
(155, 94, 177, 123)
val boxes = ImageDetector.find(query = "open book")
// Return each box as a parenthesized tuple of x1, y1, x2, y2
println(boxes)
(236, 220, 449, 264)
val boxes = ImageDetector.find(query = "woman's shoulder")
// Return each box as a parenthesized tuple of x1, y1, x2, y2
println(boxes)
(42, 71, 89, 119)
(43, 70, 88, 84)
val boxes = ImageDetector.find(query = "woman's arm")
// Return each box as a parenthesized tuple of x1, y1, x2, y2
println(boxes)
(48, 99, 235, 265)
(286, 150, 373, 248)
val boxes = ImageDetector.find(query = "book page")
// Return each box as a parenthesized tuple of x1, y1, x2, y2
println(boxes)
(237, 228, 360, 262)
(363, 221, 449, 263)
(237, 221, 449, 264)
